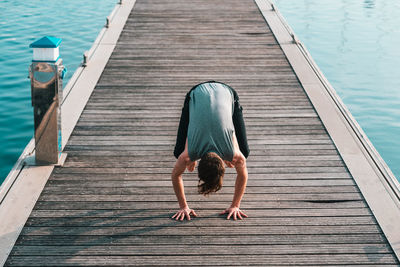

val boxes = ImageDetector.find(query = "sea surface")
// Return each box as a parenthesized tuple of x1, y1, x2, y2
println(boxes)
(273, 0, 400, 181)
(0, 0, 117, 185)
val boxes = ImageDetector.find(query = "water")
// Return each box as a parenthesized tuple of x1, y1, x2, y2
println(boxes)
(0, 0, 117, 185)
(273, 0, 400, 181)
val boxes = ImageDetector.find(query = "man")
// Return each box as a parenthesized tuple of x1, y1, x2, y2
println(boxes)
(171, 81, 250, 221)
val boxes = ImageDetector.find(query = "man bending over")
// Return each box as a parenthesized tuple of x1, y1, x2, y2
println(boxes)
(171, 81, 250, 221)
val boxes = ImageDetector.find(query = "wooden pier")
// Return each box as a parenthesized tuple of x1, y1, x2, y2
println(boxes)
(2, 0, 400, 265)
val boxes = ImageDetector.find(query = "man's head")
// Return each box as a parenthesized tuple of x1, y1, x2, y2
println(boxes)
(197, 152, 225, 196)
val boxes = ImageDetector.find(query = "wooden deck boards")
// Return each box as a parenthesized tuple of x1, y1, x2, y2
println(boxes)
(5, 0, 400, 265)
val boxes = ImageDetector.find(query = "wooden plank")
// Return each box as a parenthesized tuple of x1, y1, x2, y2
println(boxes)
(15, 234, 388, 246)
(61, 160, 345, 168)
(70, 125, 329, 132)
(45, 179, 355, 187)
(11, 243, 393, 256)
(70, 129, 329, 135)
(5, 254, 398, 266)
(24, 216, 376, 227)
(91, 85, 303, 92)
(38, 192, 364, 202)
(82, 104, 315, 109)
(66, 137, 334, 144)
(94, 80, 301, 87)
(64, 154, 343, 162)
(49, 166, 349, 174)
(20, 225, 382, 236)
(66, 139, 335, 146)
(29, 208, 373, 218)
(41, 186, 359, 195)
(76, 110, 318, 116)
(97, 77, 301, 84)
(32, 200, 367, 210)
(49, 172, 352, 180)
(99, 66, 295, 72)
(79, 113, 320, 119)
(84, 99, 312, 104)
(63, 148, 342, 157)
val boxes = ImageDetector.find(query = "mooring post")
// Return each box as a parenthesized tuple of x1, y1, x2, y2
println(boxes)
(29, 36, 67, 165)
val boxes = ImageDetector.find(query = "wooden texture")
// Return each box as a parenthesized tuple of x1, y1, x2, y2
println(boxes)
(5, 0, 399, 266)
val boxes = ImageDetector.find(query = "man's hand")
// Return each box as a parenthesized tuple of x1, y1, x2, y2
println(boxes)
(186, 160, 196, 172)
(172, 207, 198, 221)
(224, 160, 235, 168)
(220, 206, 248, 220)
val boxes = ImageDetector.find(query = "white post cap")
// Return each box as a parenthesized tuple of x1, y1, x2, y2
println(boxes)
(29, 36, 62, 62)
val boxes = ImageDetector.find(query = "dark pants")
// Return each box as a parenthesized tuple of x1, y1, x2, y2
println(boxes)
(173, 81, 250, 159)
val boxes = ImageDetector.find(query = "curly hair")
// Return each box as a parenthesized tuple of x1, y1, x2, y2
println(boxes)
(197, 152, 225, 196)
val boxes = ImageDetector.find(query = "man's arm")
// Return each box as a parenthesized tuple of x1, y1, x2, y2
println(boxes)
(231, 156, 248, 209)
(171, 143, 197, 221)
(221, 134, 249, 220)
(174, 92, 191, 159)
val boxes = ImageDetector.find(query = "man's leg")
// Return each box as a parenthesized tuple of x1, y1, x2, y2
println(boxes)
(231, 88, 250, 158)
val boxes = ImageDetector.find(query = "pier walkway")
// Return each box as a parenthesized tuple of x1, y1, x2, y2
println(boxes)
(3, 0, 400, 265)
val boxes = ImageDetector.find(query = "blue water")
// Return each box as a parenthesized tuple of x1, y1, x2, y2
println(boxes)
(273, 0, 400, 181)
(0, 0, 116, 185)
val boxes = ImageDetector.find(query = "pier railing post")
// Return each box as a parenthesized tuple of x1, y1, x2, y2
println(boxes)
(29, 36, 66, 165)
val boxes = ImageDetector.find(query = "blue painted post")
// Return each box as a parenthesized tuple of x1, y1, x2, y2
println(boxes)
(29, 36, 66, 165)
